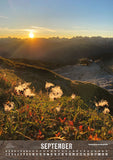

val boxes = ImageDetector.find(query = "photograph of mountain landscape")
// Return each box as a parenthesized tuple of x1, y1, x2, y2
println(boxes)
(0, 0, 113, 141)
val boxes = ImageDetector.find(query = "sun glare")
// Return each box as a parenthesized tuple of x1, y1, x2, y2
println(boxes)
(29, 32, 34, 38)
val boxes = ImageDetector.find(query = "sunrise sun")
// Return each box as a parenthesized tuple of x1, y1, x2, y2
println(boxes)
(29, 32, 34, 38)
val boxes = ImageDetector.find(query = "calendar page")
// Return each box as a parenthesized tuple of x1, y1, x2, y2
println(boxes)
(0, 0, 113, 159)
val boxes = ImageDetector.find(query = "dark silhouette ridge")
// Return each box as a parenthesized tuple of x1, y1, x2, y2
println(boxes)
(0, 37, 113, 65)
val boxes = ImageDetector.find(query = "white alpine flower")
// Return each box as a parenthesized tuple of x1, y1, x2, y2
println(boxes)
(103, 108, 110, 114)
(4, 102, 14, 112)
(14, 82, 35, 97)
(49, 86, 63, 101)
(56, 106, 61, 112)
(15, 82, 31, 94)
(95, 100, 108, 107)
(24, 88, 35, 97)
(45, 82, 54, 89)
(71, 94, 76, 99)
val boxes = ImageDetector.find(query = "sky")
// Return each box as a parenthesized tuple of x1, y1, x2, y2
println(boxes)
(0, 0, 113, 38)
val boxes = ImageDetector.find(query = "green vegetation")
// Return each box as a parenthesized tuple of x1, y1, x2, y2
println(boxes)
(0, 57, 113, 140)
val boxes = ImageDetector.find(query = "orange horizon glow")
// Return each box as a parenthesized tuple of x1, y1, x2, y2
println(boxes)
(0, 34, 113, 39)
(29, 32, 34, 38)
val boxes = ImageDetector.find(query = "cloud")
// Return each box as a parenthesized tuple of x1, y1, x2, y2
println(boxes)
(23, 29, 37, 33)
(0, 27, 21, 31)
(0, 16, 8, 19)
(31, 26, 56, 33)
(0, 27, 33, 32)
(0, 27, 29, 38)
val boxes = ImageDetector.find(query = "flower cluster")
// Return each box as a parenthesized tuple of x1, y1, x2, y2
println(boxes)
(4, 101, 14, 112)
(49, 86, 63, 101)
(95, 100, 108, 107)
(15, 82, 35, 97)
(95, 99, 110, 114)
(45, 82, 63, 101)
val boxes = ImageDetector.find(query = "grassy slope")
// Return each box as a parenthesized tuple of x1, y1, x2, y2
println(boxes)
(10, 58, 64, 69)
(0, 56, 113, 113)
(1, 56, 113, 140)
